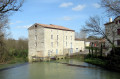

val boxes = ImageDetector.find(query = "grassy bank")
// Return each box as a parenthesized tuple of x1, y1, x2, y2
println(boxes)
(84, 58, 107, 67)
(0, 57, 28, 70)
(66, 54, 86, 61)
(67, 53, 120, 72)
(84, 54, 120, 72)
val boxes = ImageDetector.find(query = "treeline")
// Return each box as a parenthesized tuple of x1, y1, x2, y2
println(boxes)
(0, 38, 28, 63)
(0, 0, 24, 63)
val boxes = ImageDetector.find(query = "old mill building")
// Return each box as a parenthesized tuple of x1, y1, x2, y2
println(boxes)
(28, 23, 85, 61)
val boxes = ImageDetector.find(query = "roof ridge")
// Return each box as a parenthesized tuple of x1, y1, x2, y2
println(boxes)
(37, 23, 74, 31)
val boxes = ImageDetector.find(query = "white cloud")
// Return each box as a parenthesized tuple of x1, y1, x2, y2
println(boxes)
(72, 5, 86, 11)
(93, 3, 101, 8)
(59, 2, 73, 8)
(37, 0, 61, 3)
(59, 15, 83, 21)
(9, 21, 23, 25)
(16, 24, 32, 29)
(16, 21, 23, 23)
(9, 22, 14, 25)
(63, 16, 72, 21)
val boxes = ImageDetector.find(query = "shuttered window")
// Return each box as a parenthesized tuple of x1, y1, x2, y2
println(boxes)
(117, 29, 120, 35)
(117, 40, 120, 46)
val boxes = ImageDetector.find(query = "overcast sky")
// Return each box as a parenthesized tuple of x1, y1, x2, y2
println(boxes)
(9, 0, 110, 39)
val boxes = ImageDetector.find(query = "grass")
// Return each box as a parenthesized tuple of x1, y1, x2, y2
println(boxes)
(8, 57, 28, 64)
(0, 57, 28, 70)
(84, 58, 107, 67)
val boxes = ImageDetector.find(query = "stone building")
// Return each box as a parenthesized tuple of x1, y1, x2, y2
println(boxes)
(104, 16, 120, 47)
(28, 23, 85, 61)
(75, 38, 85, 52)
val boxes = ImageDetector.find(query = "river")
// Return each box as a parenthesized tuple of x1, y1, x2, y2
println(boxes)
(0, 59, 120, 79)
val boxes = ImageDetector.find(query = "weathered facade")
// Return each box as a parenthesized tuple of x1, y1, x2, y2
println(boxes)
(28, 23, 85, 62)
(104, 16, 120, 47)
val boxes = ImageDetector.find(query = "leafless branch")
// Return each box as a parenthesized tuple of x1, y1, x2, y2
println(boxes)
(101, 0, 120, 16)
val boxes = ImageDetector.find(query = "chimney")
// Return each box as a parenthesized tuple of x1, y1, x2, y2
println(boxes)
(109, 18, 112, 22)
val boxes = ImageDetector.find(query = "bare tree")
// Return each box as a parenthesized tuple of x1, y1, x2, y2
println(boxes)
(75, 32, 79, 38)
(82, 15, 117, 48)
(79, 30, 87, 39)
(87, 36, 102, 40)
(0, 0, 24, 39)
(101, 0, 120, 16)
(0, 0, 24, 63)
(75, 30, 87, 39)
(0, 15, 9, 38)
(0, 0, 24, 16)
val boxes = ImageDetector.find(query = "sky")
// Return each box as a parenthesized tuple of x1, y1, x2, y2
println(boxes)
(9, 0, 110, 40)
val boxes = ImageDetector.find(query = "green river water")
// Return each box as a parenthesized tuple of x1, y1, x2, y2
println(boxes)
(0, 59, 120, 79)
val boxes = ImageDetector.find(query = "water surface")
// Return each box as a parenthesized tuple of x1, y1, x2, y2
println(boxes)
(0, 59, 120, 79)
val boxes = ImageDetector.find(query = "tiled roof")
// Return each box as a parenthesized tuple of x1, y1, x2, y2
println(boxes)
(85, 39, 105, 42)
(28, 23, 75, 32)
(114, 16, 120, 21)
(75, 38, 85, 41)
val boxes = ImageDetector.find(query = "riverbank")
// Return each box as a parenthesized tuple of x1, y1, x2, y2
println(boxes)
(0, 57, 28, 71)
(84, 58, 106, 67)
(66, 54, 120, 72)
(84, 56, 120, 72)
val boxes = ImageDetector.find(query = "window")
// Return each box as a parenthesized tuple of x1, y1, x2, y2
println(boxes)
(35, 25, 37, 28)
(51, 35, 53, 39)
(66, 42, 67, 47)
(71, 36, 72, 40)
(35, 25, 37, 33)
(35, 35, 37, 40)
(51, 42, 53, 47)
(57, 35, 58, 40)
(116, 21, 118, 24)
(117, 40, 120, 46)
(116, 21, 120, 24)
(71, 42, 72, 48)
(66, 36, 67, 40)
(57, 42, 58, 47)
(117, 29, 120, 35)
(76, 48, 78, 52)
(35, 42, 37, 47)
(56, 49, 58, 55)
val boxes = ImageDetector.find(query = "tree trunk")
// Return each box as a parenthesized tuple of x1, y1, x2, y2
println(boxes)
(100, 43, 103, 57)
(89, 47, 91, 54)
(91, 43, 93, 57)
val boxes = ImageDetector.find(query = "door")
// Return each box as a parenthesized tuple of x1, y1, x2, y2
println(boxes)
(70, 48, 73, 53)
(76, 48, 78, 52)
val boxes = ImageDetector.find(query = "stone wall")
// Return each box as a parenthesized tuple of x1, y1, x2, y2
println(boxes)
(28, 24, 44, 62)
(44, 28, 75, 57)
